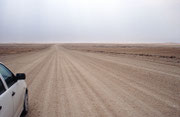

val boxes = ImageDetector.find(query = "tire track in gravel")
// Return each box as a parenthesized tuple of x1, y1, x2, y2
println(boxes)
(26, 53, 55, 117)
(62, 50, 121, 117)
(62, 47, 180, 117)
(90, 54, 180, 107)
(25, 53, 53, 86)
(2, 45, 180, 117)
(62, 54, 101, 117)
(69, 50, 180, 90)
(54, 50, 67, 117)
(67, 49, 180, 104)
(65, 52, 166, 117)
(41, 54, 57, 117)
(58, 53, 72, 117)
(71, 50, 180, 77)
(61, 56, 83, 117)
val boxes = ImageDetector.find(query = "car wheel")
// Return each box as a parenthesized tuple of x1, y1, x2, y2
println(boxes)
(22, 91, 28, 115)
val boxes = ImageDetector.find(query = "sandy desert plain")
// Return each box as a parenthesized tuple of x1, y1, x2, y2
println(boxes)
(0, 43, 180, 117)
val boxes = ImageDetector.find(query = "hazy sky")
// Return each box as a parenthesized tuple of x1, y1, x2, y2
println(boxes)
(0, 0, 180, 43)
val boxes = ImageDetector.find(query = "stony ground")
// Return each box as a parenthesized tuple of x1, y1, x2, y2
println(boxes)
(0, 44, 180, 117)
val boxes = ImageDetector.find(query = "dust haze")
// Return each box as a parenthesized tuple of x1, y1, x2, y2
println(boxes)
(0, 0, 180, 43)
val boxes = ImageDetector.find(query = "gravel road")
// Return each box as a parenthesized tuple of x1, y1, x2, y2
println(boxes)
(1, 45, 180, 117)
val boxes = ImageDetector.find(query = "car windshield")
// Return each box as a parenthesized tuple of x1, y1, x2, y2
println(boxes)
(0, 64, 12, 81)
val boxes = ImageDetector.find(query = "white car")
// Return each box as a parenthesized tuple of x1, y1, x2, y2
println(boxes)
(0, 62, 28, 117)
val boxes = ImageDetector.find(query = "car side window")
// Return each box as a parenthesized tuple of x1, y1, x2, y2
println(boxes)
(0, 79, 6, 95)
(0, 64, 16, 88)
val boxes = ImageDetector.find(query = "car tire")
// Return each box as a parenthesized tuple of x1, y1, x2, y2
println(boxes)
(22, 91, 28, 115)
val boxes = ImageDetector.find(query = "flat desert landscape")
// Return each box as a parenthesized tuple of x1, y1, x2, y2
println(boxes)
(0, 43, 180, 117)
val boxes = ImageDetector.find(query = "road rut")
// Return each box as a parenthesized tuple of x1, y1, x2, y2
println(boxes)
(1, 45, 180, 117)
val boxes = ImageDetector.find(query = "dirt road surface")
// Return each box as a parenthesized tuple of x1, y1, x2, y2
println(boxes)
(0, 45, 180, 117)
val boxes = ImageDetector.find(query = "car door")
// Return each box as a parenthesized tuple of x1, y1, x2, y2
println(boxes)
(12, 81, 25, 117)
(0, 63, 24, 117)
(0, 75, 14, 117)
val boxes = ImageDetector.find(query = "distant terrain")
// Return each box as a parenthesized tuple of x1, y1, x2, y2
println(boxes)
(0, 44, 50, 55)
(63, 43, 180, 66)
(0, 43, 180, 117)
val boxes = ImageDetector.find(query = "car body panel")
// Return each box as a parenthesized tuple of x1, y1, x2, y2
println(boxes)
(0, 62, 27, 117)
(0, 74, 14, 117)
(13, 81, 27, 117)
